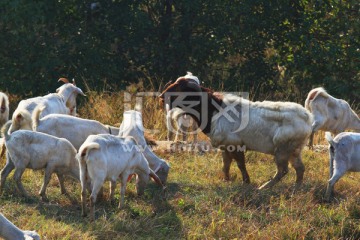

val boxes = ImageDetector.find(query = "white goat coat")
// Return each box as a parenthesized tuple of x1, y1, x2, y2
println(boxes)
(79, 135, 151, 184)
(328, 132, 360, 172)
(78, 134, 156, 219)
(305, 87, 360, 133)
(33, 113, 119, 150)
(55, 83, 85, 116)
(0, 92, 9, 127)
(119, 110, 169, 173)
(16, 93, 69, 118)
(0, 213, 40, 240)
(166, 107, 198, 142)
(5, 130, 77, 173)
(325, 132, 360, 200)
(209, 95, 313, 154)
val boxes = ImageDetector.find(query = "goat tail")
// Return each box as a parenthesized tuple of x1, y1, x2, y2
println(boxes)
(78, 143, 100, 161)
(32, 105, 46, 130)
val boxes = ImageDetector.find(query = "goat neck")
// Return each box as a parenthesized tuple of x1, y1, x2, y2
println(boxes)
(348, 110, 360, 132)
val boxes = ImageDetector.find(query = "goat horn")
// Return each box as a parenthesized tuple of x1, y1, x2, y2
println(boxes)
(72, 78, 76, 86)
(58, 77, 69, 83)
(149, 169, 165, 187)
(163, 80, 173, 91)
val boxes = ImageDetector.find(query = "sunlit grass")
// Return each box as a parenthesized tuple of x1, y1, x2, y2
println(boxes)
(1, 86, 360, 239)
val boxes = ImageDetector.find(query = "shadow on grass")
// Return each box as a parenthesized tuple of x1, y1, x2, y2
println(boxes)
(28, 181, 184, 239)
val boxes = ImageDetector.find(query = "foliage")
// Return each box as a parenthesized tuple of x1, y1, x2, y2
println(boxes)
(0, 0, 359, 102)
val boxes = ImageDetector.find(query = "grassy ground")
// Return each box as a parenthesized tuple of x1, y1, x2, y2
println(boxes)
(1, 89, 360, 240)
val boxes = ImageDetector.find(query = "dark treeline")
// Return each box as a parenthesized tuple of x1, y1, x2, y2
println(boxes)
(0, 0, 359, 103)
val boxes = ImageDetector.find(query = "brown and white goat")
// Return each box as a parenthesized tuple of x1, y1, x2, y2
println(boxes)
(159, 79, 312, 190)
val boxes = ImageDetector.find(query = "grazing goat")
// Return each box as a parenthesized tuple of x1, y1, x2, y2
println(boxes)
(77, 134, 165, 221)
(0, 213, 40, 240)
(159, 79, 312, 189)
(0, 121, 79, 201)
(119, 110, 170, 184)
(0, 92, 9, 128)
(31, 106, 119, 149)
(305, 87, 360, 147)
(2, 106, 119, 196)
(324, 132, 360, 201)
(166, 107, 198, 143)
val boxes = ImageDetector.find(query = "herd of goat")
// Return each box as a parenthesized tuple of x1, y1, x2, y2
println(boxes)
(0, 75, 359, 239)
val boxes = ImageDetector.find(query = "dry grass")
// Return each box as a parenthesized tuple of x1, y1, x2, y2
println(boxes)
(1, 85, 360, 240)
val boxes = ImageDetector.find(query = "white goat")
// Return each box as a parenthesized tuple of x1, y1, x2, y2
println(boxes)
(8, 109, 33, 133)
(160, 79, 312, 189)
(324, 132, 360, 201)
(119, 110, 170, 184)
(2, 82, 84, 194)
(0, 213, 40, 240)
(31, 106, 119, 150)
(1, 107, 119, 197)
(0, 121, 79, 201)
(77, 134, 165, 221)
(14, 78, 85, 119)
(305, 87, 360, 147)
(0, 92, 9, 128)
(166, 107, 198, 143)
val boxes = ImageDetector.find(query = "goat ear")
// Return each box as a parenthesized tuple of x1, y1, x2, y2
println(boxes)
(163, 80, 173, 90)
(74, 87, 86, 96)
(0, 98, 5, 108)
(56, 87, 60, 93)
(182, 80, 202, 92)
(16, 113, 23, 121)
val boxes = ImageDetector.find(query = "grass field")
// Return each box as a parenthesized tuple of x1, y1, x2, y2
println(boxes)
(1, 88, 360, 240)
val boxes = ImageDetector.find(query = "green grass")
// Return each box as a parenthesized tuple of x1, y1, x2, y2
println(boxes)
(1, 89, 360, 239)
